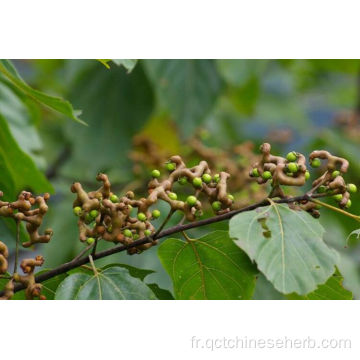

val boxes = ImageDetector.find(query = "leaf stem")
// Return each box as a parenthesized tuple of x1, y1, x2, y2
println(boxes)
(310, 199, 360, 222)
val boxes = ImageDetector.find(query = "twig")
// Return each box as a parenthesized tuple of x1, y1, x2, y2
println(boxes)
(0, 192, 334, 296)
(13, 220, 20, 274)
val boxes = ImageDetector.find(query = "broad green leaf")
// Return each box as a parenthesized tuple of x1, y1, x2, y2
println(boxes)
(112, 59, 138, 72)
(62, 61, 154, 180)
(147, 283, 174, 300)
(229, 202, 338, 295)
(144, 60, 223, 135)
(158, 230, 258, 300)
(55, 266, 156, 300)
(287, 270, 353, 300)
(101, 263, 154, 281)
(0, 113, 53, 199)
(0, 60, 85, 125)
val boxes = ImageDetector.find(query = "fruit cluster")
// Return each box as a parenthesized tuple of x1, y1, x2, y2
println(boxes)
(72, 156, 234, 254)
(309, 150, 356, 209)
(249, 143, 357, 217)
(130, 131, 266, 208)
(0, 190, 53, 247)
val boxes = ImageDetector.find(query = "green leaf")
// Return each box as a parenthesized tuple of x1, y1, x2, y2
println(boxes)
(55, 266, 156, 300)
(62, 61, 154, 180)
(144, 60, 223, 135)
(147, 283, 175, 300)
(0, 113, 53, 199)
(101, 263, 154, 281)
(0, 60, 85, 125)
(112, 59, 138, 73)
(158, 230, 258, 300)
(229, 202, 338, 295)
(287, 270, 353, 300)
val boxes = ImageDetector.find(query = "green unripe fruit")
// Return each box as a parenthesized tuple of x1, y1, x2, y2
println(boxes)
(311, 158, 321, 168)
(151, 169, 161, 178)
(251, 168, 260, 177)
(133, 234, 139, 240)
(90, 209, 99, 218)
(86, 237, 95, 245)
(192, 177, 202, 188)
(168, 192, 178, 200)
(152, 209, 161, 219)
(305, 170, 310, 180)
(165, 162, 176, 172)
(228, 194, 234, 202)
(212, 201, 222, 211)
(347, 184, 357, 193)
(287, 162, 298, 173)
(315, 204, 322, 210)
(85, 213, 93, 223)
(331, 170, 340, 178)
(317, 185, 327, 193)
(286, 151, 297, 162)
(110, 194, 119, 203)
(346, 199, 352, 209)
(178, 177, 188, 185)
(186, 195, 197, 207)
(73, 206, 82, 216)
(144, 229, 152, 237)
(202, 173, 212, 184)
(107, 226, 113, 233)
(332, 194, 343, 202)
(123, 229, 133, 238)
(213, 174, 220, 183)
(137, 212, 147, 222)
(127, 204, 133, 211)
(262, 171, 272, 180)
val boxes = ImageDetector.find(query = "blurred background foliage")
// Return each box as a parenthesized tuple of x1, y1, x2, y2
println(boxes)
(0, 59, 360, 299)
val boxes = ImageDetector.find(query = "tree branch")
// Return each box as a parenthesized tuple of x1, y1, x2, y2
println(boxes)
(0, 192, 330, 297)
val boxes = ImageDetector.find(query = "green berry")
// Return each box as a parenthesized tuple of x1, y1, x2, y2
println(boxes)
(133, 234, 139, 240)
(287, 162, 298, 173)
(85, 213, 93, 223)
(286, 151, 297, 162)
(123, 229, 133, 238)
(193, 177, 202, 188)
(110, 194, 119, 203)
(73, 206, 82, 216)
(86, 237, 95, 245)
(315, 204, 322, 210)
(127, 204, 133, 211)
(151, 169, 161, 178)
(346, 199, 352, 209)
(262, 171, 272, 180)
(331, 170, 340, 178)
(178, 177, 188, 185)
(186, 195, 197, 207)
(213, 174, 220, 183)
(347, 184, 357, 193)
(137, 212, 147, 222)
(165, 162, 176, 172)
(202, 173, 212, 184)
(332, 194, 343, 202)
(317, 185, 327, 193)
(152, 209, 161, 219)
(311, 158, 321, 168)
(107, 225, 113, 233)
(251, 168, 260, 177)
(144, 229, 152, 237)
(305, 170, 310, 180)
(168, 192, 178, 200)
(228, 194, 234, 202)
(212, 201, 222, 212)
(90, 209, 99, 218)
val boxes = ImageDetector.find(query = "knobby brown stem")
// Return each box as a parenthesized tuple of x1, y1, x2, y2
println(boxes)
(0, 192, 337, 297)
